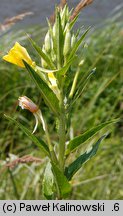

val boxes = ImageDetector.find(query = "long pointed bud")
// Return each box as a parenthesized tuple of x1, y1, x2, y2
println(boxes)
(44, 31, 51, 53)
(63, 28, 71, 57)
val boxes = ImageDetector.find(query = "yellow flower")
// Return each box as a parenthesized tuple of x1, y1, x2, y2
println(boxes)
(3, 42, 35, 68)
(48, 72, 57, 88)
(48, 72, 60, 100)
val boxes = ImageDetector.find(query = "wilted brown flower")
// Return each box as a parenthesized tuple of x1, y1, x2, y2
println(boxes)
(18, 96, 46, 133)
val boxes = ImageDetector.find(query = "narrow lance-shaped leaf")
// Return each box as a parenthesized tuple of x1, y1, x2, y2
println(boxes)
(68, 28, 90, 61)
(24, 61, 60, 116)
(55, 10, 64, 68)
(66, 119, 118, 155)
(4, 115, 50, 156)
(51, 162, 72, 197)
(61, 4, 69, 29)
(69, 15, 79, 30)
(65, 135, 106, 180)
(42, 162, 54, 199)
(68, 68, 96, 106)
(72, 68, 96, 102)
(37, 57, 74, 75)
(28, 36, 55, 69)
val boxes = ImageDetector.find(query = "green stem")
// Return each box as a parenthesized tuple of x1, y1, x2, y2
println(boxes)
(44, 122, 58, 164)
(54, 174, 61, 200)
(44, 121, 61, 199)
(58, 91, 66, 171)
(69, 67, 80, 98)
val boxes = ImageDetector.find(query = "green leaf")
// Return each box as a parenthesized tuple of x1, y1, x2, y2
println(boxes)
(66, 119, 117, 155)
(55, 10, 64, 68)
(51, 162, 71, 197)
(24, 62, 60, 116)
(68, 28, 90, 61)
(69, 15, 79, 30)
(37, 57, 74, 75)
(4, 115, 50, 156)
(65, 135, 106, 180)
(28, 36, 55, 69)
(72, 68, 96, 102)
(61, 5, 69, 29)
(42, 162, 54, 199)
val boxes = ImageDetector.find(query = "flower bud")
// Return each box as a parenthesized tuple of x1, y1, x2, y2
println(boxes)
(63, 28, 71, 57)
(41, 45, 48, 68)
(71, 34, 76, 48)
(44, 31, 51, 53)
(53, 22, 57, 38)
(60, 5, 69, 29)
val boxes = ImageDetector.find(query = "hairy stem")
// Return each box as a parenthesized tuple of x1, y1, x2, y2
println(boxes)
(44, 121, 58, 164)
(58, 91, 66, 171)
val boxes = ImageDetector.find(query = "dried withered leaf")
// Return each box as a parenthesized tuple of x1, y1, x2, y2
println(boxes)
(70, 0, 93, 21)
(5, 155, 43, 169)
(0, 12, 33, 32)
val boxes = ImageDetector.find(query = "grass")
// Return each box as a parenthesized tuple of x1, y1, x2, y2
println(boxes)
(0, 12, 123, 199)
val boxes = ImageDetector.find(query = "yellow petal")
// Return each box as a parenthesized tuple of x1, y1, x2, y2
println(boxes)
(48, 72, 60, 100)
(3, 52, 24, 67)
(48, 72, 57, 87)
(3, 42, 33, 68)
(14, 42, 33, 65)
